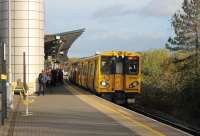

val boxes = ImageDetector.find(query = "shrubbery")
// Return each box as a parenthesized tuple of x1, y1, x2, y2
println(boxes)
(139, 49, 200, 127)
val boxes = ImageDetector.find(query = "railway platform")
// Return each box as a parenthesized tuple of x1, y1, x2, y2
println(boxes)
(0, 84, 192, 136)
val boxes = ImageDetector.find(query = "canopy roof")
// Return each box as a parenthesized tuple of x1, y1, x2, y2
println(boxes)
(45, 29, 85, 60)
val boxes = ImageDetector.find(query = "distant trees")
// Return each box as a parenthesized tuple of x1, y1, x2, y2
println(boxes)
(166, 0, 200, 52)
(140, 49, 200, 127)
(165, 0, 200, 94)
(166, 0, 200, 72)
(139, 0, 200, 127)
(138, 1, 200, 127)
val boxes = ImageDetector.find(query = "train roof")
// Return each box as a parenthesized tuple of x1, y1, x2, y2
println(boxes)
(71, 51, 141, 64)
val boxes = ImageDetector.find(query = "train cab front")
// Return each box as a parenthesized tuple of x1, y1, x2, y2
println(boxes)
(124, 55, 140, 104)
(112, 53, 141, 105)
(99, 52, 141, 105)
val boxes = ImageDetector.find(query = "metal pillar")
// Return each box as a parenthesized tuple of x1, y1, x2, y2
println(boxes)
(0, 42, 7, 125)
(23, 52, 27, 91)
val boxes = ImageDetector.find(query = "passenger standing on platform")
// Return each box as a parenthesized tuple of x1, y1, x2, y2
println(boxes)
(51, 69, 57, 87)
(46, 71, 51, 88)
(58, 69, 64, 84)
(38, 70, 48, 96)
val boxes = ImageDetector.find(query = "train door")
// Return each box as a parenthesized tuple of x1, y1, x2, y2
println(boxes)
(112, 57, 126, 104)
(113, 57, 124, 91)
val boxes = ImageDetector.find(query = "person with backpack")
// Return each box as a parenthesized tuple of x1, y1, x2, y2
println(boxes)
(38, 70, 48, 96)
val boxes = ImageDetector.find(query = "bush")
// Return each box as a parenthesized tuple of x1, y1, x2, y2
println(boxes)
(139, 49, 200, 128)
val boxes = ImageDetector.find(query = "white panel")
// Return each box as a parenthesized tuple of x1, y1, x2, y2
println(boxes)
(39, 38, 44, 43)
(14, 29, 28, 37)
(29, 38, 39, 46)
(39, 21, 44, 29)
(29, 47, 40, 55)
(37, 47, 44, 56)
(15, 2, 28, 10)
(14, 38, 28, 47)
(38, 56, 44, 64)
(39, 64, 44, 71)
(28, 73, 38, 83)
(13, 20, 28, 28)
(28, 65, 40, 73)
(11, 55, 14, 64)
(29, 29, 40, 37)
(3, 0, 45, 87)
(14, 11, 28, 19)
(33, 0, 41, 3)
(14, 47, 28, 56)
(29, 56, 40, 64)
(29, 2, 39, 11)
(14, 55, 29, 65)
(29, 20, 39, 28)
(39, 31, 44, 38)
(11, 38, 15, 47)
(11, 2, 14, 10)
(14, 74, 23, 82)
(14, 64, 23, 73)
(11, 47, 14, 55)
(14, 56, 23, 65)
(29, 11, 39, 19)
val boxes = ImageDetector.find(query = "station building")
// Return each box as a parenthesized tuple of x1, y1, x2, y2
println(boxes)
(0, 0, 84, 91)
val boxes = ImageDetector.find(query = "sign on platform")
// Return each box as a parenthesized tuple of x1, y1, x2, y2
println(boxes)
(1, 74, 7, 80)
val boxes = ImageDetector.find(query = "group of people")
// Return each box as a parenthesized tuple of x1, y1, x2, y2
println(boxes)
(38, 69, 64, 96)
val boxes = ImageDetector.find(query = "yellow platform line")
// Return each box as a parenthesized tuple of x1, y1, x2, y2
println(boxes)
(66, 85, 166, 136)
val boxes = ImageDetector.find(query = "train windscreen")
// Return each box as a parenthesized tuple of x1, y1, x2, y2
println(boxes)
(101, 56, 113, 74)
(125, 56, 139, 75)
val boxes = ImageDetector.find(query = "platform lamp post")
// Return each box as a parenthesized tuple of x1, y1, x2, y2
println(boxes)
(23, 52, 27, 90)
(0, 42, 7, 125)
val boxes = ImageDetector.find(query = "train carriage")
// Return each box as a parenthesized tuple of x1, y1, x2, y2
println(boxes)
(69, 51, 141, 104)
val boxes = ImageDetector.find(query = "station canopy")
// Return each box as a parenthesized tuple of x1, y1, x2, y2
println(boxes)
(44, 29, 85, 61)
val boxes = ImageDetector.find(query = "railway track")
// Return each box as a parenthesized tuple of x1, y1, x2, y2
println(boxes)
(128, 105, 200, 136)
(67, 82, 200, 136)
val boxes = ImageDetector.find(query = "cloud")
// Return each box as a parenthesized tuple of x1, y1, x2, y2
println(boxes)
(68, 29, 167, 57)
(139, 0, 182, 17)
(45, 0, 176, 57)
(92, 4, 129, 19)
(92, 0, 182, 19)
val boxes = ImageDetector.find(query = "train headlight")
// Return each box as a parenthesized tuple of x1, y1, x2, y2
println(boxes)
(129, 81, 139, 88)
(101, 81, 106, 86)
(100, 80, 109, 87)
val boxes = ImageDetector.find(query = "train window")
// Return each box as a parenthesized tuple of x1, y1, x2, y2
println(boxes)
(101, 56, 113, 74)
(115, 61, 123, 74)
(91, 63, 95, 76)
(125, 57, 139, 75)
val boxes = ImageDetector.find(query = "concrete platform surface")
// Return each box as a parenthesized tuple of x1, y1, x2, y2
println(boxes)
(0, 84, 192, 136)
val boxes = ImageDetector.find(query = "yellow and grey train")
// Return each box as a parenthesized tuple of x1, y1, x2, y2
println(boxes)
(69, 51, 141, 104)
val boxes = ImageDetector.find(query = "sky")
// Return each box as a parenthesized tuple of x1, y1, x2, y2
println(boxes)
(45, 0, 183, 57)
